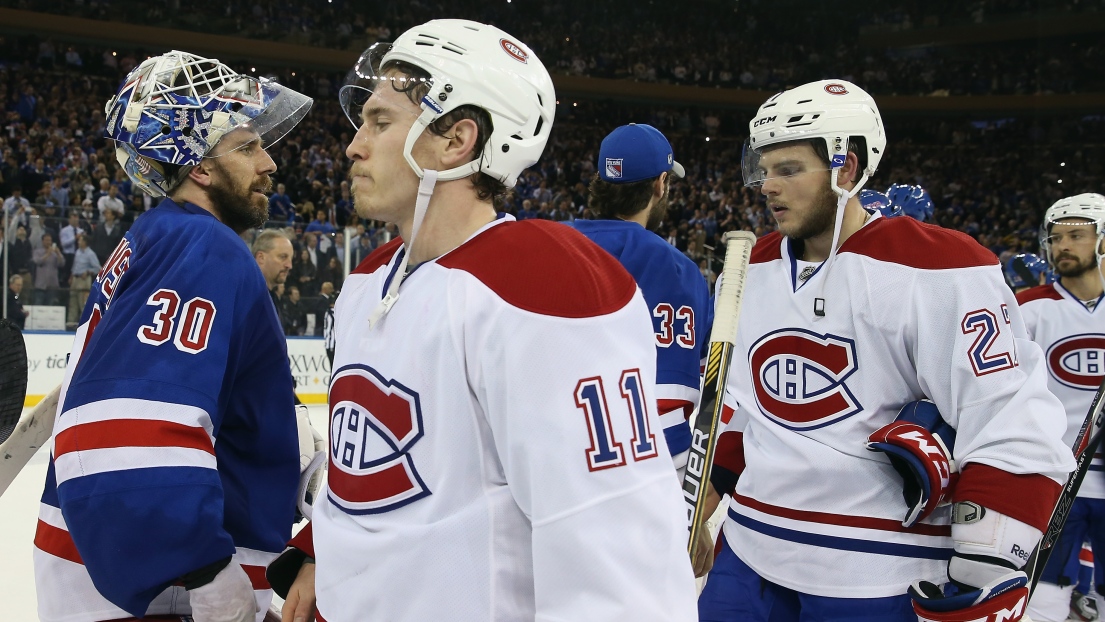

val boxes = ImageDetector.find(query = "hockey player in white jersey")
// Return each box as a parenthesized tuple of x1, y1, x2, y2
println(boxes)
(268, 19, 698, 622)
(1020, 193, 1105, 622)
(694, 79, 1073, 622)
(33, 52, 312, 622)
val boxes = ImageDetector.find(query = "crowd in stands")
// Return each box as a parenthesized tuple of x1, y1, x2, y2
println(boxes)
(1, 37, 1101, 334)
(6, 0, 1104, 95)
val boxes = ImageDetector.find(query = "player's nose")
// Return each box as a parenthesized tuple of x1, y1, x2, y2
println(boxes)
(257, 149, 277, 175)
(346, 125, 370, 161)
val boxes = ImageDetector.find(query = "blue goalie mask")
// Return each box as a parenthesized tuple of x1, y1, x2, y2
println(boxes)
(105, 50, 313, 197)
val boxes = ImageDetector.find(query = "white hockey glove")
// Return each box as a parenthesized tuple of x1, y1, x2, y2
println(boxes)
(187, 561, 258, 622)
(908, 503, 1038, 622)
(296, 404, 326, 521)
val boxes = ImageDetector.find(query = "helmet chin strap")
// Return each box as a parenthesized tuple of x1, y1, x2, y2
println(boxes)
(811, 167, 868, 320)
(366, 108, 482, 328)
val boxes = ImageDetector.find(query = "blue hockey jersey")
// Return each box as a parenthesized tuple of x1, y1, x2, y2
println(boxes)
(33, 199, 300, 621)
(569, 219, 713, 468)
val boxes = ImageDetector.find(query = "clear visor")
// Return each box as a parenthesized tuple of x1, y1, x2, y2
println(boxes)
(207, 78, 313, 158)
(339, 43, 435, 131)
(741, 139, 832, 188)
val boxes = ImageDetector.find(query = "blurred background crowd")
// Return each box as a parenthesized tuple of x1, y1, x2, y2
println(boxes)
(1, 0, 1101, 334)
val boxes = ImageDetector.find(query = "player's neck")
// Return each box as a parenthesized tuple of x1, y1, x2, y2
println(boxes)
(798, 198, 867, 263)
(620, 209, 649, 228)
(1060, 268, 1105, 303)
(401, 182, 497, 265)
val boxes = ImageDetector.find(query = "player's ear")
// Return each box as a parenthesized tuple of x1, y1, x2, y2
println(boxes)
(186, 160, 215, 188)
(439, 118, 480, 169)
(838, 151, 861, 189)
(653, 172, 668, 200)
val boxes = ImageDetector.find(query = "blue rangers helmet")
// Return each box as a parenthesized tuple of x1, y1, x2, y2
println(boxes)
(1004, 253, 1048, 289)
(105, 50, 313, 197)
(858, 189, 901, 218)
(887, 183, 934, 222)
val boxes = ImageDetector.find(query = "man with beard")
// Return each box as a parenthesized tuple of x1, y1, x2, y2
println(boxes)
(33, 51, 312, 622)
(571, 123, 713, 475)
(1019, 193, 1105, 622)
(694, 80, 1072, 622)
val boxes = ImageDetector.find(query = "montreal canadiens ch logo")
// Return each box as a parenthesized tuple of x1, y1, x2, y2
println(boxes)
(500, 38, 528, 63)
(1047, 334, 1105, 391)
(326, 364, 430, 515)
(824, 83, 848, 95)
(748, 328, 862, 430)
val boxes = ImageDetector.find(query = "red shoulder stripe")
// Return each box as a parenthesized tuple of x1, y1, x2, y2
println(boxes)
(438, 220, 636, 318)
(751, 231, 783, 264)
(841, 217, 999, 270)
(352, 237, 404, 276)
(1016, 284, 1063, 305)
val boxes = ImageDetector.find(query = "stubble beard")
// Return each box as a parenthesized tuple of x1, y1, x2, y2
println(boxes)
(1055, 253, 1099, 279)
(207, 162, 271, 234)
(778, 184, 838, 241)
(645, 196, 669, 231)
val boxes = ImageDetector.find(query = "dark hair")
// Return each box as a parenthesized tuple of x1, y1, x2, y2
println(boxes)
(587, 176, 658, 220)
(806, 137, 869, 186)
(384, 61, 506, 203)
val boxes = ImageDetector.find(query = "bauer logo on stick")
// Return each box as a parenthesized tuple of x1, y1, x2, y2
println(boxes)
(500, 39, 528, 63)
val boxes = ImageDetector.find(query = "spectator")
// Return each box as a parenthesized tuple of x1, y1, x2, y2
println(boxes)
(318, 255, 344, 293)
(281, 285, 306, 336)
(59, 211, 84, 273)
(289, 247, 318, 297)
(48, 177, 70, 210)
(305, 209, 335, 235)
(96, 184, 125, 222)
(7, 274, 28, 329)
(7, 225, 33, 276)
(3, 188, 31, 216)
(32, 232, 64, 305)
(67, 234, 100, 328)
(269, 183, 294, 223)
(90, 208, 124, 262)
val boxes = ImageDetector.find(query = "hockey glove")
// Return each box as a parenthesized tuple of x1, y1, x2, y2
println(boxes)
(296, 404, 326, 521)
(867, 400, 958, 527)
(908, 503, 1040, 622)
(186, 560, 259, 622)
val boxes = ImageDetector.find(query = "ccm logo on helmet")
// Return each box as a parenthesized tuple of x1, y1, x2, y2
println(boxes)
(748, 328, 862, 430)
(500, 39, 528, 64)
(1047, 334, 1105, 390)
(753, 115, 777, 127)
(824, 83, 848, 95)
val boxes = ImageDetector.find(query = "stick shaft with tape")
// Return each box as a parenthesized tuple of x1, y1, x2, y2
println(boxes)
(684, 230, 756, 558)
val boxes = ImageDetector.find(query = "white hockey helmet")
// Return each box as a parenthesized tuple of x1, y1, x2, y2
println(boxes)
(105, 50, 312, 197)
(339, 19, 556, 188)
(742, 79, 885, 197)
(1040, 192, 1105, 266)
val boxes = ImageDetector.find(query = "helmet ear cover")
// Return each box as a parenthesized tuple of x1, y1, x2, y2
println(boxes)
(805, 137, 869, 187)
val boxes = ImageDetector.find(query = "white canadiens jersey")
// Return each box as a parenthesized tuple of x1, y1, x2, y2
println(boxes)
(1018, 282, 1105, 498)
(716, 215, 1072, 598)
(311, 216, 697, 621)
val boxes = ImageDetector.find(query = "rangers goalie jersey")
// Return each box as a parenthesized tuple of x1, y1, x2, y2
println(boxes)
(33, 199, 300, 621)
(302, 216, 697, 621)
(711, 214, 1073, 598)
(569, 219, 713, 470)
(1018, 282, 1105, 499)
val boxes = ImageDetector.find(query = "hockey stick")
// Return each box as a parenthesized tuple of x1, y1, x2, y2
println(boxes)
(0, 383, 60, 497)
(0, 318, 28, 445)
(1024, 374, 1105, 593)
(684, 230, 757, 560)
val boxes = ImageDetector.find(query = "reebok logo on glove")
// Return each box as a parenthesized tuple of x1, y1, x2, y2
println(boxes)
(1009, 544, 1030, 562)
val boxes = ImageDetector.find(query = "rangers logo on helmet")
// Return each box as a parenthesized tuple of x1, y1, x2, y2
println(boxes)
(748, 328, 862, 430)
(1047, 334, 1105, 391)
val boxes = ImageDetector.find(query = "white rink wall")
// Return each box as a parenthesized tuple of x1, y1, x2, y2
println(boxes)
(22, 331, 332, 406)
